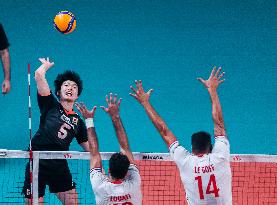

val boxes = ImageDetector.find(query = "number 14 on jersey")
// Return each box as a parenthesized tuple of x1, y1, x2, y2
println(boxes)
(195, 174, 219, 200)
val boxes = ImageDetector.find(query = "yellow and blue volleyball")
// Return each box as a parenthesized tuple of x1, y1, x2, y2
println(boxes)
(54, 11, 76, 34)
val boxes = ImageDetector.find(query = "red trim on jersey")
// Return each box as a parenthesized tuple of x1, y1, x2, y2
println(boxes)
(168, 141, 179, 149)
(63, 108, 76, 115)
(111, 179, 123, 184)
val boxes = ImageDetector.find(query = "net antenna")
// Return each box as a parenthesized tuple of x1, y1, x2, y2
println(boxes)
(28, 63, 33, 204)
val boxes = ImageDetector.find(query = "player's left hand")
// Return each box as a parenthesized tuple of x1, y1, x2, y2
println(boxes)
(100, 93, 122, 118)
(75, 102, 97, 119)
(129, 80, 153, 105)
(2, 79, 11, 94)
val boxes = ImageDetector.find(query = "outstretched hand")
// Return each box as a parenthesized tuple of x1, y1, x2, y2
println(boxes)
(197, 67, 225, 90)
(38, 57, 54, 73)
(75, 102, 97, 119)
(100, 93, 122, 118)
(129, 80, 153, 105)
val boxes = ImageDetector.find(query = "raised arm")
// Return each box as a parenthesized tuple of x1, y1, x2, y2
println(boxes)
(34, 57, 54, 96)
(101, 93, 135, 164)
(130, 80, 177, 146)
(197, 67, 227, 138)
(1, 48, 11, 94)
(75, 103, 102, 169)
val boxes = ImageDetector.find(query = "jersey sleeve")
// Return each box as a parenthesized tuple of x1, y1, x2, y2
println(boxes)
(90, 167, 107, 203)
(212, 136, 230, 161)
(37, 92, 58, 115)
(90, 167, 107, 190)
(169, 141, 190, 168)
(76, 118, 88, 144)
(0, 24, 9, 50)
(127, 164, 141, 186)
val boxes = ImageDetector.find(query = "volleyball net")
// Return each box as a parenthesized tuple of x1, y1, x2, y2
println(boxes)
(0, 150, 276, 204)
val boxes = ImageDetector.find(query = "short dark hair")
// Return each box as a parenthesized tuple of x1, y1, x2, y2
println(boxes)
(191, 131, 212, 153)
(54, 70, 83, 97)
(109, 153, 130, 180)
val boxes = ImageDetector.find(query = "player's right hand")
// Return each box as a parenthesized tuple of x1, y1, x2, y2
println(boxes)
(197, 66, 225, 91)
(38, 57, 54, 72)
(100, 93, 122, 119)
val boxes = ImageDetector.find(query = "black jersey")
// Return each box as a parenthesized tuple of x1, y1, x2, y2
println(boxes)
(31, 92, 88, 151)
(0, 23, 9, 50)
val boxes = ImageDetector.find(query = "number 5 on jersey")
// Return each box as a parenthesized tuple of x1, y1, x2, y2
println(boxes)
(195, 174, 219, 200)
(58, 123, 71, 139)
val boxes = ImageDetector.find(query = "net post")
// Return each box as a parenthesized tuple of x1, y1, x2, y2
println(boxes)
(32, 151, 39, 205)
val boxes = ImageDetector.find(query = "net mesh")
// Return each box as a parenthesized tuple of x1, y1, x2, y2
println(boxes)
(0, 158, 27, 204)
(0, 151, 276, 205)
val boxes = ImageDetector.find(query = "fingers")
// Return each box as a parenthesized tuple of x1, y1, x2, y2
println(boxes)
(135, 80, 143, 90)
(2, 82, 6, 94)
(215, 67, 222, 77)
(80, 102, 87, 111)
(129, 93, 137, 99)
(38, 57, 54, 66)
(218, 71, 225, 80)
(146, 89, 154, 96)
(130, 79, 143, 93)
(134, 80, 138, 88)
(109, 93, 113, 104)
(106, 93, 121, 105)
(100, 106, 108, 112)
(197, 77, 205, 84)
(38, 58, 46, 64)
(75, 102, 84, 113)
(117, 98, 122, 107)
(75, 102, 87, 113)
(50, 61, 55, 67)
(91, 106, 97, 113)
(130, 85, 137, 94)
(1, 80, 10, 94)
(210, 66, 216, 77)
(105, 95, 109, 105)
(113, 94, 117, 104)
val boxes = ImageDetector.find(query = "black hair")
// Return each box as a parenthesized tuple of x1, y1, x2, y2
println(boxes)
(109, 152, 130, 180)
(191, 131, 212, 154)
(54, 70, 83, 97)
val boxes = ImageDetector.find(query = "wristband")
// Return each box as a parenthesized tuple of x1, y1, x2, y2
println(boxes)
(85, 118, 94, 128)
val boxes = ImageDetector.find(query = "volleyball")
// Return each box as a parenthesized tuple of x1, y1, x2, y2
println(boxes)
(54, 11, 76, 34)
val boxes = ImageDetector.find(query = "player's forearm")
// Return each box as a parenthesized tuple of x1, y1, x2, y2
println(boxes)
(208, 88, 226, 137)
(111, 116, 136, 163)
(0, 48, 10, 80)
(112, 116, 131, 152)
(34, 65, 50, 95)
(87, 127, 102, 168)
(87, 127, 100, 156)
(142, 102, 177, 145)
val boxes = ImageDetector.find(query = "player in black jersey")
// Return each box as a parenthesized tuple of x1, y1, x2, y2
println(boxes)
(22, 58, 89, 205)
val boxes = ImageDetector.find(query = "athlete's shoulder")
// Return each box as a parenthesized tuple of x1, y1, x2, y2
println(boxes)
(90, 168, 108, 188)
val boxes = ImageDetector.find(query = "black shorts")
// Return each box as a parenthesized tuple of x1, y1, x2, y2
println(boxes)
(22, 160, 76, 198)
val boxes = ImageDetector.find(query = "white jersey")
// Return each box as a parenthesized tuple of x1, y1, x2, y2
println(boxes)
(169, 136, 232, 205)
(90, 164, 142, 205)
